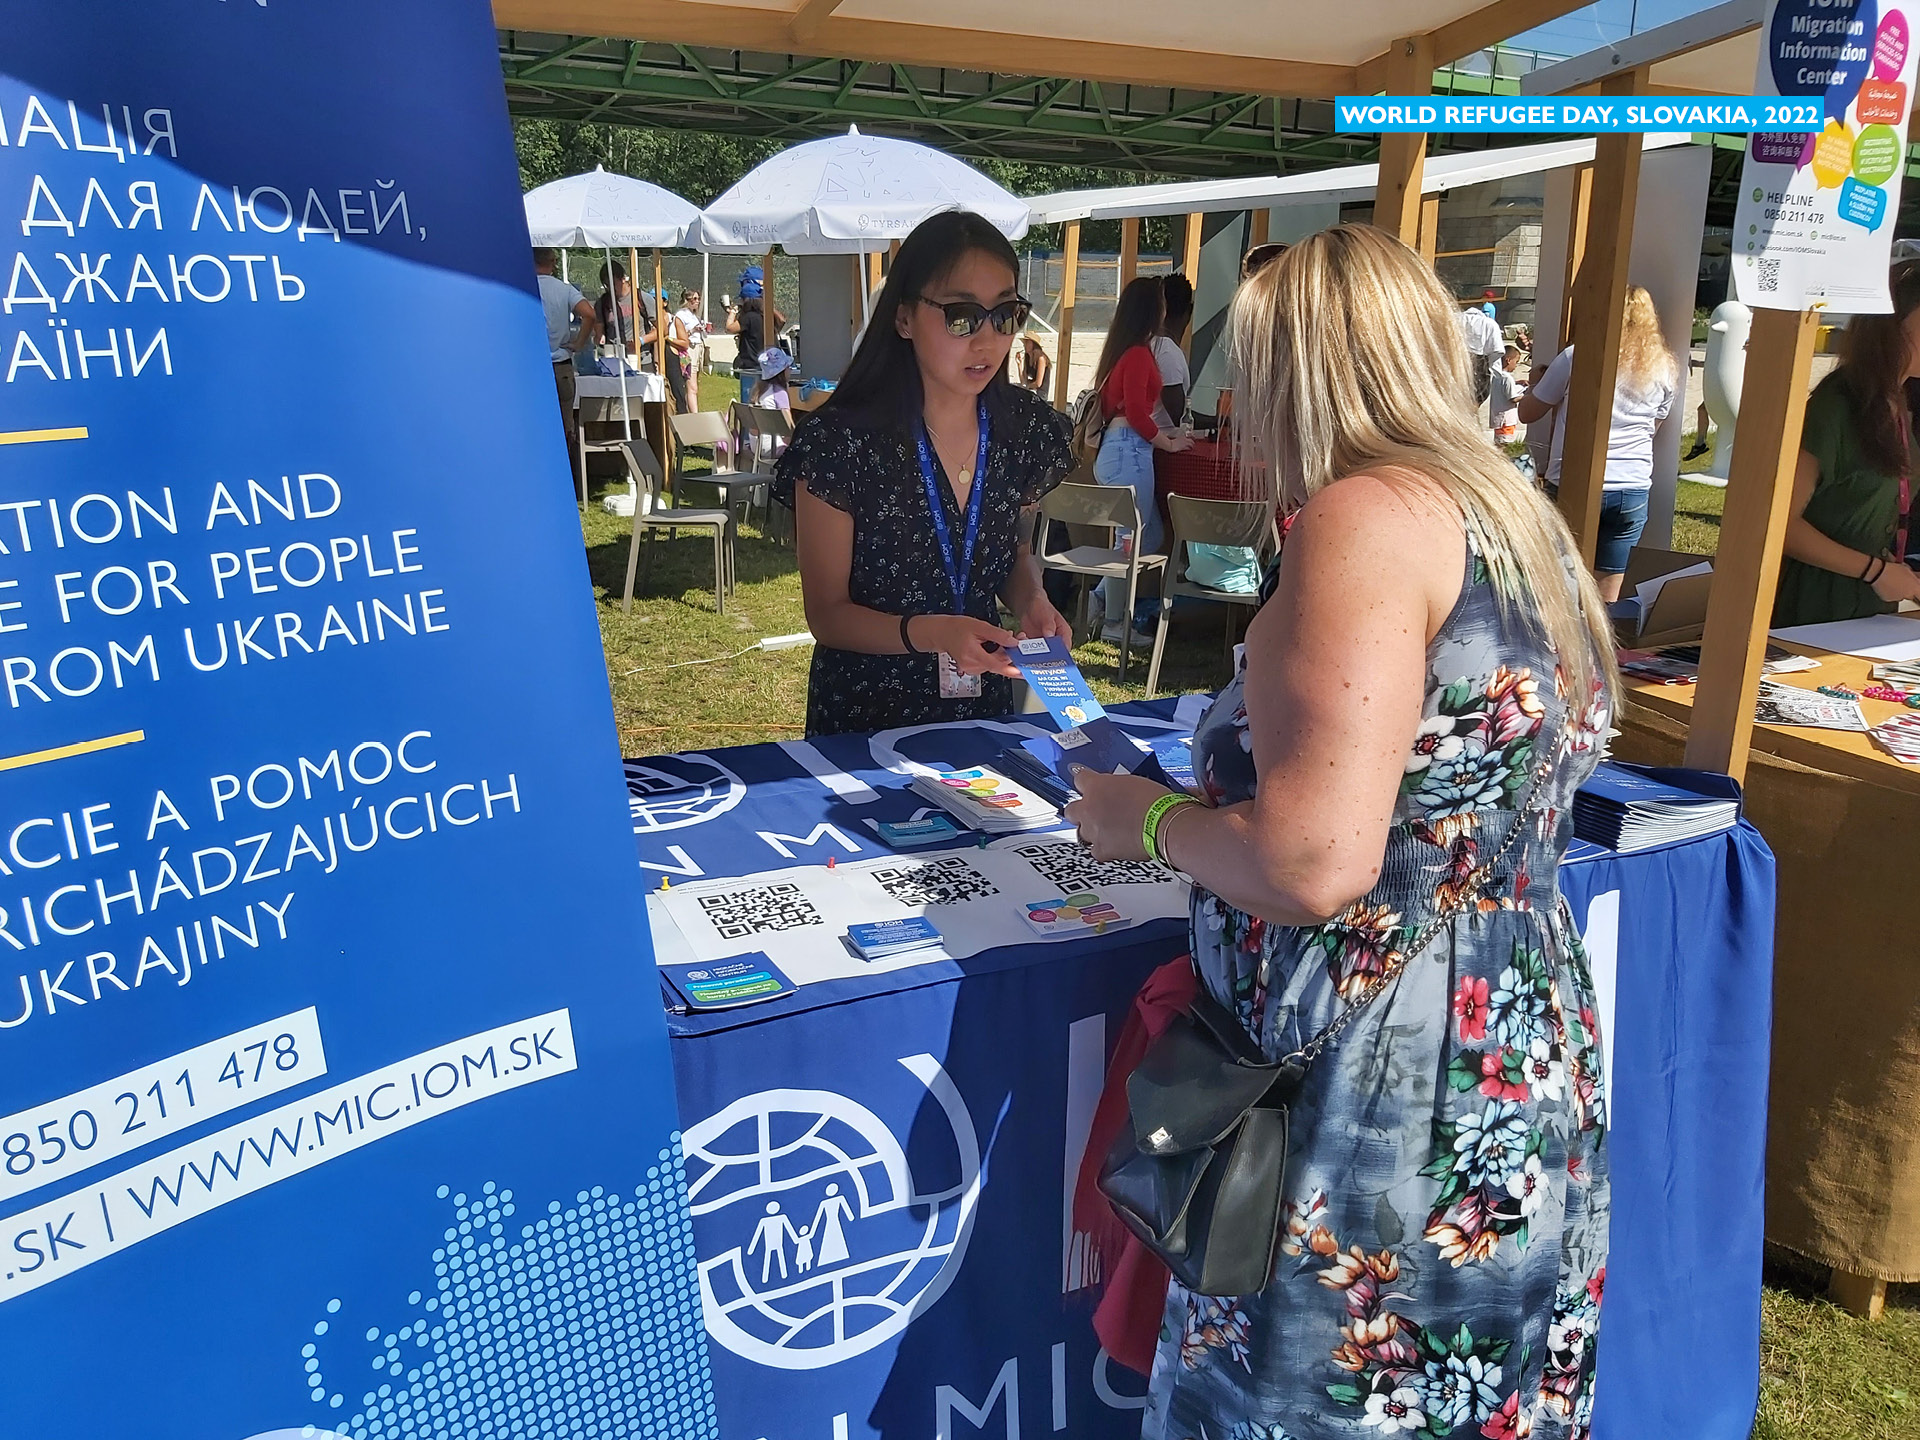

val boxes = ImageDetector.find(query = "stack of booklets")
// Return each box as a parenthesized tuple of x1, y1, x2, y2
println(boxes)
(659, 953, 795, 1013)
(1572, 767, 1740, 853)
(908, 765, 1061, 833)
(845, 917, 944, 961)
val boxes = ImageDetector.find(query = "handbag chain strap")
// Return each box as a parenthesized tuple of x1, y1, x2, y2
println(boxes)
(1282, 752, 1558, 1070)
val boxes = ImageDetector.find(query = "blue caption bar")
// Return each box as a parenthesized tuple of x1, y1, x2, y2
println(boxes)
(1337, 95, 1825, 133)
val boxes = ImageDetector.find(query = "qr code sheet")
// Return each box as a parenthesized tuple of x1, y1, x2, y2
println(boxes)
(1758, 258, 1779, 294)
(696, 882, 825, 939)
(868, 856, 1000, 908)
(1011, 842, 1172, 891)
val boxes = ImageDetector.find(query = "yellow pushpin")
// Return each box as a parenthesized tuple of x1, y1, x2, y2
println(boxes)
(660, 876, 671, 891)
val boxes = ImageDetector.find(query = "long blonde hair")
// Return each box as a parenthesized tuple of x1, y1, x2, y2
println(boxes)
(1230, 224, 1616, 705)
(1618, 284, 1677, 394)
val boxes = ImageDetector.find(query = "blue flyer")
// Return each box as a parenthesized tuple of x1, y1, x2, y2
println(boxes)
(661, 954, 795, 1010)
(1008, 635, 1107, 727)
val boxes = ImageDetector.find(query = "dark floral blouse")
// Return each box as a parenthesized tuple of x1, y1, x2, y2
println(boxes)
(776, 386, 1072, 737)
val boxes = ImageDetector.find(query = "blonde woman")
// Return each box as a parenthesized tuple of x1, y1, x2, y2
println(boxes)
(1067, 226, 1616, 1440)
(1519, 285, 1678, 600)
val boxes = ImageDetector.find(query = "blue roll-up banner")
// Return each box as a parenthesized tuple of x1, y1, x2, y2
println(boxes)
(0, 4, 714, 1438)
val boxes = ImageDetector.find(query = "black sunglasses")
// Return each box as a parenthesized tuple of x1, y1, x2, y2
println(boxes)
(917, 295, 1033, 337)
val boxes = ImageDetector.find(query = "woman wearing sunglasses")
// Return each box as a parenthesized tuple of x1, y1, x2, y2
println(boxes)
(781, 210, 1074, 737)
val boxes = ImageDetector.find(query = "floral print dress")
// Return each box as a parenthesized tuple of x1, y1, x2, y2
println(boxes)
(1144, 537, 1612, 1440)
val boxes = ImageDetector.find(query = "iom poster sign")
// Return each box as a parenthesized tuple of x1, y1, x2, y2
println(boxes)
(0, 2, 714, 1437)
(1734, 0, 1918, 310)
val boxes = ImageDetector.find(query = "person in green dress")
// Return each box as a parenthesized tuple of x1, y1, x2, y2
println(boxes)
(1775, 260, 1920, 626)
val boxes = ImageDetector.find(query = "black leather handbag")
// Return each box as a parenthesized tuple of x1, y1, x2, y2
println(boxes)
(1098, 765, 1552, 1297)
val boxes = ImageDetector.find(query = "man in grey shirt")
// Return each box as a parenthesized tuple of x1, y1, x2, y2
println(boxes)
(535, 247, 596, 484)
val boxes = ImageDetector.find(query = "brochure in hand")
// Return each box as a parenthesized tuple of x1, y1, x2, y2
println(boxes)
(1571, 767, 1740, 853)
(659, 953, 796, 1012)
(1007, 636, 1107, 729)
(996, 715, 1149, 805)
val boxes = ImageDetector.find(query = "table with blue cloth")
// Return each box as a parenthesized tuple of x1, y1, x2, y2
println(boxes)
(627, 699, 1775, 1440)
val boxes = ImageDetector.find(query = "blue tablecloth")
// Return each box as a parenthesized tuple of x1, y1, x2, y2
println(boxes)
(630, 700, 1774, 1440)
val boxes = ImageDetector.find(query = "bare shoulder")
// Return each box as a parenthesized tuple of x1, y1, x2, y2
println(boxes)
(1282, 470, 1467, 631)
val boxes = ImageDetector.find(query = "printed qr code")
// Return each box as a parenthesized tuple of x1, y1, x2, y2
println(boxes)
(1013, 842, 1170, 890)
(868, 855, 1000, 908)
(696, 882, 824, 939)
(1758, 258, 1779, 294)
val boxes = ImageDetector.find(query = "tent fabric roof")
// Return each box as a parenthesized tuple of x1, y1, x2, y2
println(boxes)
(492, 0, 1590, 96)
(1021, 133, 1697, 223)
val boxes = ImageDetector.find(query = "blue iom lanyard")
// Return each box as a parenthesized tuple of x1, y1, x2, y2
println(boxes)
(914, 399, 991, 610)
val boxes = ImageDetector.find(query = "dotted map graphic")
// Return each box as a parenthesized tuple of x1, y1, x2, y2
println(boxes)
(296, 1142, 716, 1440)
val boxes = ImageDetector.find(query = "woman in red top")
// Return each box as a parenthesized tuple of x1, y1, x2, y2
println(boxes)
(1093, 276, 1192, 640)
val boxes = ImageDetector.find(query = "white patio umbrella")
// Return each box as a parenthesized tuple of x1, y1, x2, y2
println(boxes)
(697, 128, 1030, 369)
(695, 127, 1029, 253)
(524, 167, 700, 459)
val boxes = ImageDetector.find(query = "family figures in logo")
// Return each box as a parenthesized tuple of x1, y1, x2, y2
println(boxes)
(747, 1185, 856, 1283)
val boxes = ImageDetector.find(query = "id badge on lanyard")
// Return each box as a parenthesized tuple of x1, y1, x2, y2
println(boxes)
(917, 403, 992, 698)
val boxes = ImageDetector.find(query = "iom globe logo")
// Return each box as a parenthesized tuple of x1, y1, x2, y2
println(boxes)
(623, 752, 746, 833)
(681, 1055, 980, 1370)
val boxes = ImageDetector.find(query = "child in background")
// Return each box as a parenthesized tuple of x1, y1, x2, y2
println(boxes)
(1489, 344, 1526, 446)
(750, 346, 794, 461)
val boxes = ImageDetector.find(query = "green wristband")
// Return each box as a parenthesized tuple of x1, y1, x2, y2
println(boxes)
(1143, 793, 1202, 865)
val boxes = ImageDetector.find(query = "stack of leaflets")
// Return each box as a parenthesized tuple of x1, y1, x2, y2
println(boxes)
(1572, 768, 1740, 853)
(1869, 712, 1920, 765)
(1021, 888, 1133, 940)
(845, 917, 945, 961)
(659, 953, 796, 1013)
(1872, 661, 1920, 690)
(1753, 678, 1868, 732)
(1620, 642, 1820, 685)
(908, 765, 1061, 833)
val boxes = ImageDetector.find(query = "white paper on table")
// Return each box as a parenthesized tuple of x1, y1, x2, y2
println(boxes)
(1769, 615, 1920, 662)
(1633, 561, 1712, 620)
(648, 838, 1190, 987)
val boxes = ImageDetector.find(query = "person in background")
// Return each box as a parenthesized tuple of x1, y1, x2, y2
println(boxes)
(675, 289, 710, 411)
(1152, 274, 1195, 429)
(782, 210, 1072, 737)
(728, 265, 789, 404)
(534, 247, 596, 483)
(1459, 297, 1504, 406)
(595, 259, 655, 364)
(659, 293, 690, 412)
(1518, 285, 1677, 602)
(1773, 259, 1920, 624)
(750, 346, 795, 462)
(1015, 332, 1052, 395)
(1489, 343, 1526, 447)
(1066, 224, 1614, 1440)
(1092, 276, 1193, 646)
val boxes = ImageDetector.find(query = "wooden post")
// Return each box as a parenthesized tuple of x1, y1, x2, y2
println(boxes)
(867, 249, 883, 293)
(1375, 34, 1434, 247)
(1555, 75, 1644, 564)
(1683, 308, 1821, 781)
(762, 246, 775, 368)
(888, 239, 900, 268)
(1559, 164, 1595, 351)
(1248, 208, 1269, 250)
(1053, 219, 1080, 411)
(1180, 212, 1203, 359)
(1418, 193, 1440, 265)
(1829, 1268, 1890, 1321)
(627, 246, 642, 365)
(1119, 216, 1140, 289)
(652, 247, 670, 407)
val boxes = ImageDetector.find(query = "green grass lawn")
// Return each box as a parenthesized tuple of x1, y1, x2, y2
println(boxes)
(587, 392, 1918, 1436)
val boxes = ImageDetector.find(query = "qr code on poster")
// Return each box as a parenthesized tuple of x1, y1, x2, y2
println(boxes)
(696, 882, 825, 939)
(1758, 258, 1779, 294)
(869, 855, 1000, 908)
(1012, 842, 1171, 891)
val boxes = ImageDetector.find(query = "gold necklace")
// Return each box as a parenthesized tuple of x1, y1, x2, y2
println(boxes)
(923, 419, 977, 489)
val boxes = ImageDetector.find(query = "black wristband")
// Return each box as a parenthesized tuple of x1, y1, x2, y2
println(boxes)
(900, 613, 921, 654)
(1862, 553, 1879, 581)
(1869, 557, 1888, 586)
